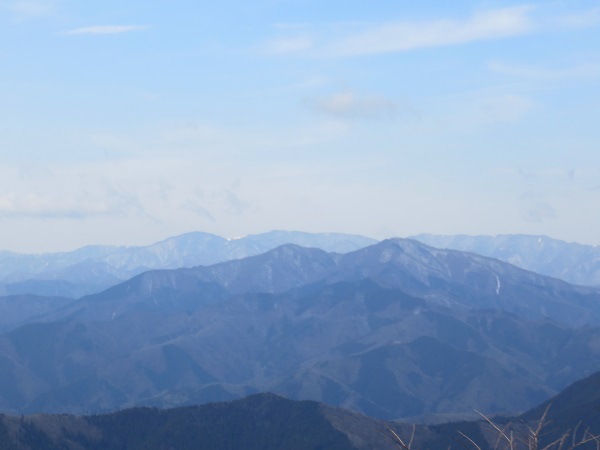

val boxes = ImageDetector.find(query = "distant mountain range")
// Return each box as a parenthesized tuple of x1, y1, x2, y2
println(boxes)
(0, 231, 376, 298)
(1, 369, 598, 450)
(412, 234, 600, 287)
(0, 238, 599, 421)
(1, 231, 600, 300)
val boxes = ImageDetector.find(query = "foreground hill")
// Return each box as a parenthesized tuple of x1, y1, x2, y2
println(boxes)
(0, 239, 599, 419)
(0, 394, 363, 450)
(0, 231, 376, 297)
(0, 370, 598, 450)
(412, 234, 600, 287)
(520, 370, 600, 441)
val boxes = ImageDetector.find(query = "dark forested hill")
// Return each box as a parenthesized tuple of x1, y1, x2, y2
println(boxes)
(0, 373, 598, 450)
(0, 394, 372, 450)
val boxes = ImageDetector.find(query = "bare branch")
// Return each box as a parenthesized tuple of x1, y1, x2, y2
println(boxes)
(377, 424, 412, 450)
(456, 430, 483, 450)
(476, 410, 515, 449)
(408, 424, 416, 449)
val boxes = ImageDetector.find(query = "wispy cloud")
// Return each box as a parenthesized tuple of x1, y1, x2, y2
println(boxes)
(264, 36, 313, 54)
(273, 22, 310, 30)
(520, 193, 556, 223)
(488, 61, 600, 80)
(0, 192, 132, 219)
(479, 94, 534, 122)
(7, 0, 53, 17)
(551, 7, 600, 29)
(499, 167, 577, 180)
(65, 25, 149, 36)
(311, 90, 397, 119)
(273, 76, 328, 92)
(322, 5, 534, 56)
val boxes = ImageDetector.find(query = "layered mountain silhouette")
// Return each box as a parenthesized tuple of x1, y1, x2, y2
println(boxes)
(3, 231, 600, 299)
(0, 370, 598, 450)
(0, 238, 598, 420)
(0, 231, 376, 297)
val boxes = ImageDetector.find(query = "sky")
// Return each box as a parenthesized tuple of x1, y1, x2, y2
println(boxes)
(0, 0, 599, 253)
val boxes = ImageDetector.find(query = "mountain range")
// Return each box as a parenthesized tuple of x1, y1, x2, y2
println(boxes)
(0, 238, 599, 421)
(0, 231, 376, 298)
(2, 231, 600, 300)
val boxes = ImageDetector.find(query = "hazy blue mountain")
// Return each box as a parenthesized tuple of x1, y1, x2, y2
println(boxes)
(6, 231, 600, 298)
(56, 239, 600, 327)
(334, 239, 600, 326)
(0, 294, 75, 332)
(412, 234, 600, 287)
(0, 279, 109, 299)
(0, 239, 599, 420)
(0, 231, 376, 297)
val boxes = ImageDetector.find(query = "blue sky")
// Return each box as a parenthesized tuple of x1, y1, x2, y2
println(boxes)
(1, 0, 599, 252)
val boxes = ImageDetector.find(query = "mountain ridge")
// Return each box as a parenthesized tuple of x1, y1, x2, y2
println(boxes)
(0, 238, 599, 419)
(0, 231, 376, 298)
(3, 231, 600, 299)
(412, 233, 600, 287)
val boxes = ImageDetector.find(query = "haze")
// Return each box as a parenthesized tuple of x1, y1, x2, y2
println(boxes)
(1, 0, 599, 252)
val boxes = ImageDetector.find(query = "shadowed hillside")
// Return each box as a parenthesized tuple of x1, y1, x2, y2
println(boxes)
(0, 371, 598, 449)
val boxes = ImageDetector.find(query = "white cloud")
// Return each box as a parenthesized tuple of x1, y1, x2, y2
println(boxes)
(7, 0, 53, 17)
(551, 7, 600, 29)
(498, 167, 578, 180)
(0, 163, 147, 221)
(322, 6, 534, 56)
(488, 61, 600, 80)
(520, 196, 556, 223)
(273, 23, 309, 30)
(273, 76, 328, 92)
(264, 36, 313, 54)
(479, 94, 534, 122)
(65, 25, 149, 35)
(312, 90, 397, 119)
(0, 192, 132, 219)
